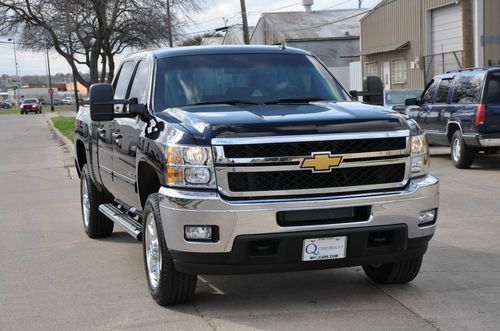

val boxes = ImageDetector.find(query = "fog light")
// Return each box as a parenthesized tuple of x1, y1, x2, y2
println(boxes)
(418, 209, 437, 227)
(184, 225, 213, 241)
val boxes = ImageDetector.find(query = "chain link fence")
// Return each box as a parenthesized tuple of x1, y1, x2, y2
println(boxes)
(423, 51, 463, 83)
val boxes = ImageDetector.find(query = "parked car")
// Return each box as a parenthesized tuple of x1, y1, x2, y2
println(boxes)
(38, 97, 46, 105)
(53, 98, 62, 105)
(20, 98, 43, 114)
(0, 100, 13, 109)
(62, 97, 74, 105)
(75, 46, 439, 306)
(407, 67, 500, 168)
(384, 89, 422, 114)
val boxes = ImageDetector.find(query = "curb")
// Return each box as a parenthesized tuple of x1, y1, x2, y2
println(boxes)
(44, 112, 75, 155)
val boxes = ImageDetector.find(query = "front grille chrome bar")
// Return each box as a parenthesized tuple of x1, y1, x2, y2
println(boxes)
(212, 131, 411, 198)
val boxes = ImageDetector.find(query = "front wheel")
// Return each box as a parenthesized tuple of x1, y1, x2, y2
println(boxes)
(362, 255, 423, 284)
(143, 194, 197, 306)
(451, 131, 476, 169)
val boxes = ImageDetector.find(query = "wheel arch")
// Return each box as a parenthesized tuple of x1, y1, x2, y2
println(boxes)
(137, 161, 162, 209)
(75, 139, 87, 178)
(446, 121, 463, 143)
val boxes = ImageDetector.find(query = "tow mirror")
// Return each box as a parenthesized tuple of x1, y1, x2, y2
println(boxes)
(405, 98, 418, 106)
(362, 76, 383, 106)
(349, 90, 359, 98)
(89, 83, 115, 122)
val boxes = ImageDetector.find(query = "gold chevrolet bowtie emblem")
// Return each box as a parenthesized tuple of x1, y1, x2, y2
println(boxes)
(301, 152, 343, 172)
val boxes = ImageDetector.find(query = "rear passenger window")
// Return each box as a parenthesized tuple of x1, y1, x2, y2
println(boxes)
(128, 61, 149, 104)
(422, 80, 439, 104)
(486, 73, 500, 104)
(435, 79, 451, 103)
(452, 73, 483, 104)
(114, 61, 136, 99)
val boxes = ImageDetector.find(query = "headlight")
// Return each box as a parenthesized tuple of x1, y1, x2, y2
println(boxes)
(410, 134, 430, 178)
(166, 145, 216, 188)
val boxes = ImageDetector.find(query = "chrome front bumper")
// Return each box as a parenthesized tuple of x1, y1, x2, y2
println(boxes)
(158, 175, 439, 253)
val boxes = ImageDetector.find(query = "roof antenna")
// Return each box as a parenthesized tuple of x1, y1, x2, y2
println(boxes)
(279, 40, 286, 51)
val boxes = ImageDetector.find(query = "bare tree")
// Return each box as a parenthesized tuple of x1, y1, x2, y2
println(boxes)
(0, 0, 200, 88)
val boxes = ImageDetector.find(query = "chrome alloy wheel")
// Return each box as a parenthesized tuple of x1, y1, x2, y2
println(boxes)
(145, 213, 162, 290)
(452, 137, 461, 163)
(81, 179, 90, 228)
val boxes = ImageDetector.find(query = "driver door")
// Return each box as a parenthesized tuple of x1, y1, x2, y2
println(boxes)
(112, 59, 150, 209)
(100, 60, 136, 200)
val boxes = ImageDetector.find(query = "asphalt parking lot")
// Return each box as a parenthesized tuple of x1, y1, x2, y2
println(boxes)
(1, 114, 499, 330)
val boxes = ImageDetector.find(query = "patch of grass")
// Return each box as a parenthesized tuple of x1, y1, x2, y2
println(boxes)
(0, 107, 20, 115)
(51, 116, 75, 141)
(54, 104, 78, 112)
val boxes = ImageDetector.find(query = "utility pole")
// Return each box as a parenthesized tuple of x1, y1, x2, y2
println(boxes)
(461, 0, 474, 68)
(240, 0, 250, 45)
(167, 0, 173, 47)
(46, 46, 55, 111)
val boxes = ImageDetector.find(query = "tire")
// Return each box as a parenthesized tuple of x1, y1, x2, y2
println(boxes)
(143, 193, 197, 306)
(80, 164, 114, 238)
(362, 255, 423, 284)
(451, 131, 476, 169)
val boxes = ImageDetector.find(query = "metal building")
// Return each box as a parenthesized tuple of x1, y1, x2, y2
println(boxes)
(360, 0, 500, 89)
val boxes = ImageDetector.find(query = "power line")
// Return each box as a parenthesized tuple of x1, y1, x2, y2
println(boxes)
(185, 1, 301, 28)
(183, 0, 392, 40)
(287, 0, 398, 32)
(320, 0, 357, 11)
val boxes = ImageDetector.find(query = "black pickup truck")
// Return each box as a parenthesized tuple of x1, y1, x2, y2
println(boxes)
(407, 67, 500, 168)
(74, 46, 439, 306)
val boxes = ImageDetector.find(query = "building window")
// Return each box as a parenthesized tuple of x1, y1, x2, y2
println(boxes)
(391, 58, 407, 84)
(365, 61, 379, 77)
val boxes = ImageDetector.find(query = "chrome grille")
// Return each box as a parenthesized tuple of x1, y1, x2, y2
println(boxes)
(212, 131, 411, 198)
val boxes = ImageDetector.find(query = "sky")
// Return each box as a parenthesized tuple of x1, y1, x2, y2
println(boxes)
(0, 0, 379, 76)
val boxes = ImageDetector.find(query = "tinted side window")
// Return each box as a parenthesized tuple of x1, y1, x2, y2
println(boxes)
(435, 79, 452, 103)
(486, 73, 500, 104)
(129, 61, 149, 104)
(422, 80, 439, 104)
(114, 61, 136, 99)
(452, 73, 484, 104)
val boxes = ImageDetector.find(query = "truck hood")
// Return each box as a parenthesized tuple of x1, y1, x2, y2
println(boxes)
(155, 102, 409, 145)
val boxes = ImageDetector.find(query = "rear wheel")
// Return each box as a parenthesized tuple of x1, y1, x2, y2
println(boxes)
(143, 194, 197, 306)
(80, 164, 114, 238)
(451, 131, 476, 169)
(363, 255, 423, 284)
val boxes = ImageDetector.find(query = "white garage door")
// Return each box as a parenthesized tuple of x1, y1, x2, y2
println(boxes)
(430, 4, 463, 75)
(431, 4, 463, 54)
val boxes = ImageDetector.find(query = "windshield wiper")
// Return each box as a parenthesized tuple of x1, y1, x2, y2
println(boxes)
(189, 99, 259, 106)
(263, 97, 329, 105)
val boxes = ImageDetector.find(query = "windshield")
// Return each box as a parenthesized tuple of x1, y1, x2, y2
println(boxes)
(23, 99, 37, 103)
(154, 53, 349, 110)
(385, 90, 422, 106)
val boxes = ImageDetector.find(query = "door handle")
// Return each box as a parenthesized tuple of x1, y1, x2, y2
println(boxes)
(112, 132, 123, 140)
(97, 128, 106, 139)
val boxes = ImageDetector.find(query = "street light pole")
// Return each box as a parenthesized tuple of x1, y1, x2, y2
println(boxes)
(46, 46, 55, 111)
(8, 38, 20, 102)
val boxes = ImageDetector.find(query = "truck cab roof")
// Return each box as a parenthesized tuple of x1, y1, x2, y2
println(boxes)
(124, 45, 312, 62)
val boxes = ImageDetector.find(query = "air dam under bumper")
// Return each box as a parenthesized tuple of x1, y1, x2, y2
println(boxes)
(158, 175, 439, 274)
